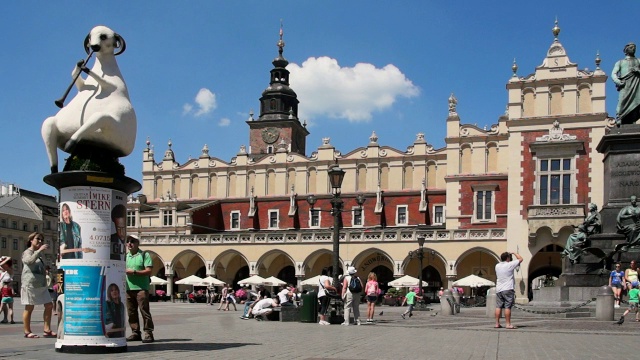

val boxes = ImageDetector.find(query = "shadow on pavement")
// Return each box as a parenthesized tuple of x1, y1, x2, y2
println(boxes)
(127, 341, 260, 352)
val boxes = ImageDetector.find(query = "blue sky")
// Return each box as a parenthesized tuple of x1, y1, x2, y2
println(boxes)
(2, 1, 638, 196)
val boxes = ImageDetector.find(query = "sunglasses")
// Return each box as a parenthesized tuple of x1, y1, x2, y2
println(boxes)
(126, 240, 138, 244)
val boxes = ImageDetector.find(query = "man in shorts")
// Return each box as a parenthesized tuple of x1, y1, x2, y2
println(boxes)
(494, 251, 523, 329)
(618, 281, 639, 324)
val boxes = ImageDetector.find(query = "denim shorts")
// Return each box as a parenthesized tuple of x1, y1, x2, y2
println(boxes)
(496, 289, 515, 309)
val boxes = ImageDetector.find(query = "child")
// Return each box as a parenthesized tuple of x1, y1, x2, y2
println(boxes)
(1, 279, 15, 324)
(618, 281, 640, 325)
(401, 287, 422, 319)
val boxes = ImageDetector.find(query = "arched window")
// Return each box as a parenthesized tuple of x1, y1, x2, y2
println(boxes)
(402, 162, 414, 189)
(307, 168, 317, 193)
(380, 164, 389, 190)
(287, 168, 296, 192)
(266, 170, 276, 195)
(209, 174, 217, 198)
(578, 85, 592, 113)
(427, 162, 437, 188)
(460, 145, 472, 174)
(357, 165, 367, 191)
(549, 86, 562, 115)
(486, 143, 498, 173)
(523, 89, 535, 117)
(173, 175, 181, 199)
(190, 175, 199, 199)
(227, 173, 236, 197)
(154, 176, 163, 199)
(247, 171, 256, 195)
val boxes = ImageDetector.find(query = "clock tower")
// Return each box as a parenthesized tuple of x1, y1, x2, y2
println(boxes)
(247, 25, 309, 158)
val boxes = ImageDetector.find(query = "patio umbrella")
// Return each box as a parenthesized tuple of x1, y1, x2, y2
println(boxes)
(452, 274, 495, 287)
(237, 275, 266, 286)
(201, 276, 225, 286)
(387, 275, 428, 287)
(175, 275, 205, 286)
(300, 275, 323, 286)
(263, 276, 287, 286)
(150, 276, 168, 285)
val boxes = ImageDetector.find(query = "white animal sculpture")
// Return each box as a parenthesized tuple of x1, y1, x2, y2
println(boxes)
(41, 25, 137, 173)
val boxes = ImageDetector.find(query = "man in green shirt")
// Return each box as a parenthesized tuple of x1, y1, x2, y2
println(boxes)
(401, 288, 421, 319)
(125, 235, 154, 343)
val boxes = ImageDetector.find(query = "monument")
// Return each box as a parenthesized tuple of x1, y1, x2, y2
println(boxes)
(42, 26, 140, 353)
(532, 42, 640, 309)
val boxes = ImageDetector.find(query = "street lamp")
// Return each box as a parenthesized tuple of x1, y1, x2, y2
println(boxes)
(408, 235, 426, 296)
(307, 160, 365, 288)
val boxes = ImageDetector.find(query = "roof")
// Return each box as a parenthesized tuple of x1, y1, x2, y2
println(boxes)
(0, 195, 42, 221)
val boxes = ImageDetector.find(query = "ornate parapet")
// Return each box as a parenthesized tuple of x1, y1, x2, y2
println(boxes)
(527, 204, 585, 245)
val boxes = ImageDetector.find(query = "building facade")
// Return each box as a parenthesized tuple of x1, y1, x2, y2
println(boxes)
(0, 184, 58, 289)
(128, 23, 609, 302)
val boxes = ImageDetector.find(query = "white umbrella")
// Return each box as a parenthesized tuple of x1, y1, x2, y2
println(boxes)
(175, 275, 205, 286)
(387, 275, 428, 287)
(150, 276, 168, 285)
(452, 274, 495, 288)
(201, 276, 225, 286)
(300, 275, 323, 286)
(237, 275, 266, 286)
(263, 276, 286, 286)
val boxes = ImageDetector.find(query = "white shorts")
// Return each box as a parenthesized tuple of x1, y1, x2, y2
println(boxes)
(252, 308, 271, 316)
(21, 286, 51, 306)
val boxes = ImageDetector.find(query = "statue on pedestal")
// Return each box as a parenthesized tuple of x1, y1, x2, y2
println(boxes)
(617, 195, 640, 251)
(612, 43, 640, 126)
(562, 225, 588, 263)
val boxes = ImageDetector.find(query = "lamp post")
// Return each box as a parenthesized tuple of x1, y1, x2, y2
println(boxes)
(307, 161, 365, 288)
(409, 235, 426, 296)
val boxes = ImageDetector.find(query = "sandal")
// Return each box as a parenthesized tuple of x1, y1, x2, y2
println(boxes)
(43, 330, 56, 338)
(24, 332, 39, 338)
(10, 321, 15, 324)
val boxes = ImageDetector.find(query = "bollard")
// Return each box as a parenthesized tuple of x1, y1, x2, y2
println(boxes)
(596, 285, 614, 321)
(485, 287, 496, 317)
(451, 289, 461, 313)
(439, 289, 455, 316)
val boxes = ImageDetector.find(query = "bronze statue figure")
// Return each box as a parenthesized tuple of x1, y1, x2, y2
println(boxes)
(617, 195, 640, 250)
(612, 43, 640, 126)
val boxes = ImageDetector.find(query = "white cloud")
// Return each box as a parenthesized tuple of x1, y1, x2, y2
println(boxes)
(218, 118, 231, 127)
(288, 57, 419, 122)
(183, 88, 217, 117)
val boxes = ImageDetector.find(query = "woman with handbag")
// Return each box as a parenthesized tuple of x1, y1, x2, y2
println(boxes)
(317, 267, 336, 325)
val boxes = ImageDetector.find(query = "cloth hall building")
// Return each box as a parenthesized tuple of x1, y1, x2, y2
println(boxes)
(127, 24, 609, 302)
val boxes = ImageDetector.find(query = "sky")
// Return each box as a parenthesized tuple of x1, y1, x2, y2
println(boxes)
(2, 1, 639, 196)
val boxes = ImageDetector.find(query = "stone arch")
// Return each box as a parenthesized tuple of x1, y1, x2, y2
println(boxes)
(171, 249, 206, 294)
(301, 248, 343, 278)
(255, 249, 296, 285)
(212, 249, 250, 287)
(350, 248, 395, 292)
(144, 250, 165, 277)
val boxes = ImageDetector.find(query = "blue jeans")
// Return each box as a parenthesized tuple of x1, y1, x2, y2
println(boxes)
(242, 301, 255, 317)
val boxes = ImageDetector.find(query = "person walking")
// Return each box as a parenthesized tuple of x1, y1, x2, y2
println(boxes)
(21, 232, 56, 338)
(341, 266, 362, 326)
(610, 263, 625, 308)
(364, 272, 379, 324)
(617, 281, 640, 325)
(217, 284, 228, 310)
(494, 251, 523, 329)
(317, 267, 336, 325)
(401, 287, 421, 319)
(0, 256, 14, 324)
(125, 235, 155, 343)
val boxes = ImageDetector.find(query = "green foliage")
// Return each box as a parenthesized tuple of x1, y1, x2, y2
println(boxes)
(63, 147, 125, 175)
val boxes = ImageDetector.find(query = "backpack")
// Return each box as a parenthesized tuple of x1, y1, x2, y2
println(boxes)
(348, 276, 362, 293)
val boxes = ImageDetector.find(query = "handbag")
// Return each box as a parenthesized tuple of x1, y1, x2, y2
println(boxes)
(319, 277, 340, 299)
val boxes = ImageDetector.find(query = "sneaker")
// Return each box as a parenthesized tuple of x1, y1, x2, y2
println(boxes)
(240, 316, 249, 320)
(318, 320, 330, 325)
(401, 314, 406, 319)
(142, 333, 154, 344)
(366, 319, 372, 323)
(615, 304, 620, 308)
(341, 322, 349, 326)
(126, 333, 142, 342)
(356, 319, 361, 326)
(409, 313, 413, 318)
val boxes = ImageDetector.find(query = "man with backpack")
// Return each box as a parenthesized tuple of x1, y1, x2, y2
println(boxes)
(341, 266, 362, 326)
(125, 235, 155, 343)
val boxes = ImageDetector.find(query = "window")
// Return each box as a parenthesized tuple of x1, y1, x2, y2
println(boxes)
(127, 211, 136, 227)
(22, 223, 28, 231)
(309, 209, 320, 227)
(433, 205, 445, 225)
(162, 210, 173, 226)
(539, 158, 572, 205)
(267, 146, 274, 154)
(1, 237, 5, 249)
(45, 220, 51, 230)
(475, 191, 494, 221)
(33, 225, 38, 232)
(11, 221, 17, 229)
(268, 210, 279, 229)
(352, 207, 364, 226)
(396, 206, 408, 225)
(12, 239, 18, 250)
(231, 211, 240, 230)
(0, 219, 5, 228)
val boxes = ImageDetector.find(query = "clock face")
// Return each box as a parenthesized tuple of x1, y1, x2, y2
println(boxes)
(262, 127, 280, 144)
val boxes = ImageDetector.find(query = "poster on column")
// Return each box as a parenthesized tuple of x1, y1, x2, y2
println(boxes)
(57, 186, 127, 347)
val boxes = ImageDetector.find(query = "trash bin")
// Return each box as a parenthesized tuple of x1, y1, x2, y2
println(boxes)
(300, 291, 318, 323)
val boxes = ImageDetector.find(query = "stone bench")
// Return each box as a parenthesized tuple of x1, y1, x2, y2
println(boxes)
(277, 306, 300, 322)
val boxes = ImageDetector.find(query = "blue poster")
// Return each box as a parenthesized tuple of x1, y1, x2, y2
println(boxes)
(63, 265, 105, 336)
